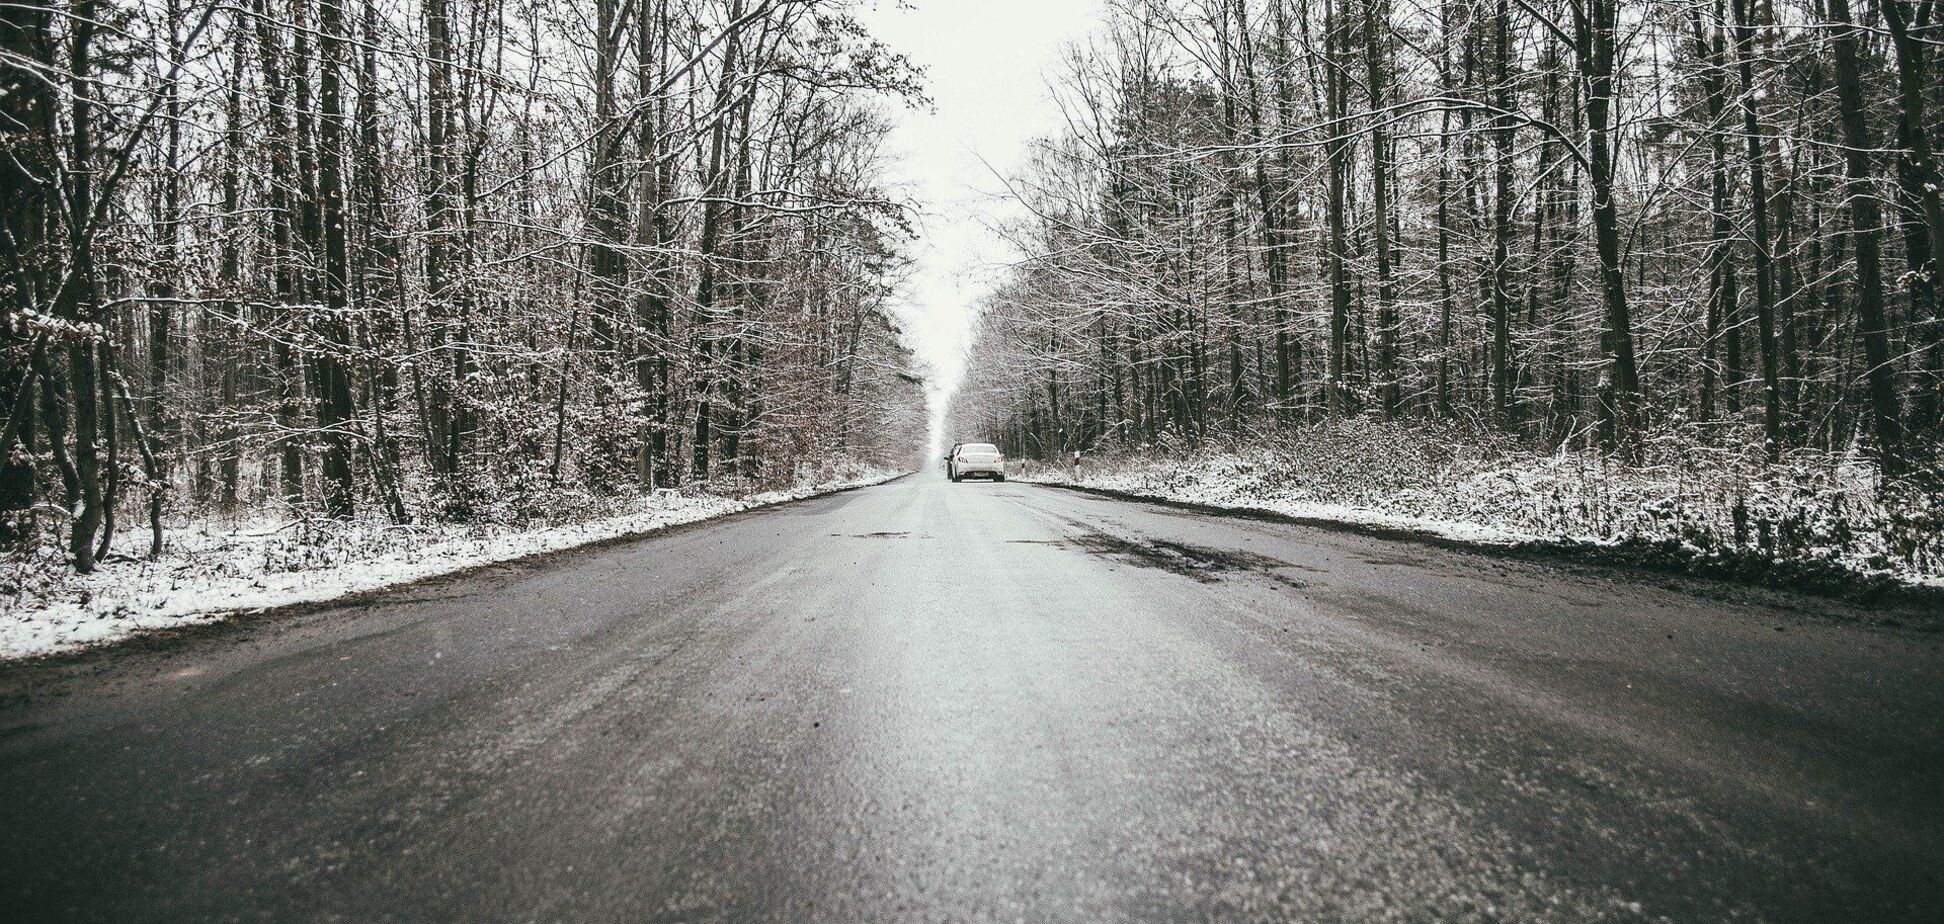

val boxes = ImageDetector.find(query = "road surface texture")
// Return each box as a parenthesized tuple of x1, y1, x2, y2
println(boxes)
(2, 477, 1940, 922)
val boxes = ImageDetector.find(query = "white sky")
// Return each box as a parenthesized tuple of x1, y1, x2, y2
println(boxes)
(856, 0, 1106, 437)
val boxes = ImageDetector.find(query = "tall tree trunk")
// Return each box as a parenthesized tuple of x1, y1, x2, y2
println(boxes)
(423, 0, 460, 478)
(315, 0, 357, 516)
(1253, 0, 1294, 412)
(635, 0, 674, 487)
(1877, 0, 1944, 440)
(1731, 0, 1786, 458)
(691, 0, 748, 480)
(0, 0, 57, 542)
(1576, 0, 1641, 450)
(1365, 0, 1400, 419)
(587, 0, 629, 480)
(64, 0, 106, 571)
(1324, 0, 1353, 416)
(215, 13, 247, 509)
(1691, 6, 1738, 421)
(1488, 0, 1515, 426)
(254, 0, 306, 504)
(356, 0, 406, 522)
(1435, 0, 1457, 418)
(148, 0, 184, 472)
(1829, 0, 1906, 476)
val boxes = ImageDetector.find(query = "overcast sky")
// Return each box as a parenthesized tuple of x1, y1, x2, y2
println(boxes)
(856, 0, 1106, 434)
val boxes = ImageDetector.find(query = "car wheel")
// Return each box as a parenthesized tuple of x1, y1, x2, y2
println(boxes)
(951, 474, 962, 482)
(995, 475, 1006, 482)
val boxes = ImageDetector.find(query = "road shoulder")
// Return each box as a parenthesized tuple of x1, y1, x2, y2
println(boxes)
(1032, 480, 1944, 627)
(0, 473, 909, 678)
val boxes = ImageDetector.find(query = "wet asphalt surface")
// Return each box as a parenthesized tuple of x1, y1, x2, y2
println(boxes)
(1, 476, 1940, 922)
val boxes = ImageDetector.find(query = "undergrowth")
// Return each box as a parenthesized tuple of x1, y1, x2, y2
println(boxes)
(1033, 418, 1944, 593)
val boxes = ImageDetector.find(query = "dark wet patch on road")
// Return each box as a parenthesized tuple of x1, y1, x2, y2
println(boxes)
(0, 721, 44, 741)
(332, 590, 486, 612)
(1061, 532, 1309, 588)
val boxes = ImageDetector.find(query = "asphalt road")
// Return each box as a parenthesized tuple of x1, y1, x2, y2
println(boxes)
(2, 476, 1940, 922)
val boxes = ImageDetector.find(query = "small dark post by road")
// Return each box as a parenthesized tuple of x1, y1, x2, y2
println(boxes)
(1071, 450, 1082, 480)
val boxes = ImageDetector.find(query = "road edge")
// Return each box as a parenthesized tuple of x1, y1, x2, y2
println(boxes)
(0, 473, 912, 674)
(1033, 480, 1944, 625)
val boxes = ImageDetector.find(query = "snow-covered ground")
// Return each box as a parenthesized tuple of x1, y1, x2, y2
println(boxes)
(1020, 421, 1944, 595)
(0, 468, 904, 660)
(1033, 459, 1536, 546)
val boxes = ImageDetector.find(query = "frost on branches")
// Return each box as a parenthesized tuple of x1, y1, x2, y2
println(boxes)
(0, 1, 931, 653)
(947, 0, 1944, 601)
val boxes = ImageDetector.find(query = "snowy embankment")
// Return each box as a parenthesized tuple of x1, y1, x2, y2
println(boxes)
(1, 467, 904, 660)
(1021, 420, 1944, 601)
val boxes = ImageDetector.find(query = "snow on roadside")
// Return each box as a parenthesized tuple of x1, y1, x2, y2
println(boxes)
(1, 469, 903, 661)
(1025, 459, 1538, 546)
(1020, 427, 1944, 595)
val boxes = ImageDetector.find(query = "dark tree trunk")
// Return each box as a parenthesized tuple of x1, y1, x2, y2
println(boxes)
(315, 0, 357, 516)
(1366, 0, 1400, 419)
(1488, 0, 1515, 426)
(1576, 0, 1641, 450)
(1730, 0, 1786, 458)
(1324, 0, 1353, 416)
(64, 0, 106, 571)
(0, 0, 57, 542)
(1828, 0, 1906, 476)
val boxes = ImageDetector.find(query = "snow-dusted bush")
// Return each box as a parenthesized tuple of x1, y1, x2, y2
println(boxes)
(1042, 419, 1944, 590)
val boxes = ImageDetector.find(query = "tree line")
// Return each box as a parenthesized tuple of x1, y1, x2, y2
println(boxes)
(1, 0, 930, 572)
(950, 0, 1942, 481)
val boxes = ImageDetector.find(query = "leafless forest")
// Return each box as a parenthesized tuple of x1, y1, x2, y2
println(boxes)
(952, 0, 1943, 494)
(6, 0, 1944, 586)
(2, 0, 931, 574)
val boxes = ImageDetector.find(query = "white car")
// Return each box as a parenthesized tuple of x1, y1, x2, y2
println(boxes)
(945, 442, 1007, 482)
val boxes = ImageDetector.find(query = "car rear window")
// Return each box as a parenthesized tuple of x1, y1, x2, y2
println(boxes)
(960, 444, 998, 454)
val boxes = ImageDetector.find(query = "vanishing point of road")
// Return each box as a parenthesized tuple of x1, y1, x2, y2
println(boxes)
(2, 476, 1940, 922)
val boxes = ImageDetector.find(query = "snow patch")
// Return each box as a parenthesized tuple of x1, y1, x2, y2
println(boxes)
(1024, 420, 1944, 594)
(1, 469, 902, 661)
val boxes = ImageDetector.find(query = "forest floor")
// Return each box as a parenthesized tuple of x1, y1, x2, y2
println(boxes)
(1021, 420, 1944, 614)
(0, 465, 905, 660)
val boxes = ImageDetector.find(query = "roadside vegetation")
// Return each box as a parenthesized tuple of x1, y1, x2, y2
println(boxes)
(951, 0, 1944, 591)
(0, 0, 930, 632)
(1021, 419, 1944, 596)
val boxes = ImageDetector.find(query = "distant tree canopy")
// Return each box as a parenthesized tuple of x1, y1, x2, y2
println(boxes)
(0, 0, 931, 572)
(949, 0, 1943, 480)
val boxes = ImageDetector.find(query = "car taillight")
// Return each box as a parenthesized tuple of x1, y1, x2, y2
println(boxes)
(997, 454, 1006, 463)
